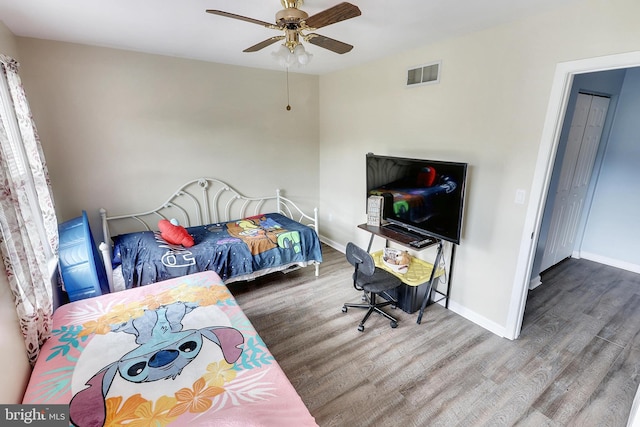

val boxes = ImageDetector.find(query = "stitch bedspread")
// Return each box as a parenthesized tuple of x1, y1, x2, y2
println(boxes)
(22, 270, 317, 427)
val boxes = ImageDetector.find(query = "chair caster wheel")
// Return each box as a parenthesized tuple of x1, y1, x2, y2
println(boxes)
(342, 306, 347, 313)
(358, 325, 364, 332)
(390, 321, 398, 328)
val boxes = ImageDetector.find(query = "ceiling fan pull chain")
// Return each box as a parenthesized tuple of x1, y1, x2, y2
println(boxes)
(286, 67, 292, 111)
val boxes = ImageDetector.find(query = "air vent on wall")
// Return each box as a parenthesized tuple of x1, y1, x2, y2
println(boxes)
(406, 61, 441, 87)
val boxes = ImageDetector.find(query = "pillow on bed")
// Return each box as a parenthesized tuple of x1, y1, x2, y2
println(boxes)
(158, 219, 195, 247)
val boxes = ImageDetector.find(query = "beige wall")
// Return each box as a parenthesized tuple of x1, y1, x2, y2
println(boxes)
(1, 30, 320, 401)
(318, 0, 640, 333)
(15, 38, 320, 235)
(1, 2, 639, 403)
(0, 20, 18, 59)
(0, 271, 31, 403)
(0, 21, 31, 403)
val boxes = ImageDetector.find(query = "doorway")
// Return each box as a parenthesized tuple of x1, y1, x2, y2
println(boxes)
(506, 51, 640, 341)
(536, 91, 612, 275)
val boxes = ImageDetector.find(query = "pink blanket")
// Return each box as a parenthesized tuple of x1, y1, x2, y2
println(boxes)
(23, 271, 317, 427)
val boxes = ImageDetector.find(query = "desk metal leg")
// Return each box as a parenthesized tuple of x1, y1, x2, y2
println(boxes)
(417, 240, 444, 325)
(366, 233, 375, 252)
(445, 244, 455, 309)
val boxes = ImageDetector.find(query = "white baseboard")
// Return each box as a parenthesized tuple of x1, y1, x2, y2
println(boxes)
(322, 236, 509, 338)
(319, 236, 345, 254)
(449, 253, 639, 339)
(529, 275, 542, 290)
(447, 299, 508, 338)
(578, 251, 640, 274)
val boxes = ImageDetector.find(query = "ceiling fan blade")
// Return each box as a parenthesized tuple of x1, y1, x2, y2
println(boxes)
(304, 2, 361, 30)
(243, 36, 285, 52)
(206, 10, 276, 28)
(306, 33, 354, 54)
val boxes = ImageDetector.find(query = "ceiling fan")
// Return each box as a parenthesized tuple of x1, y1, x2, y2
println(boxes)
(206, 1, 361, 56)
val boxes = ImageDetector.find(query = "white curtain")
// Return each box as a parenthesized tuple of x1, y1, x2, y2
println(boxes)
(0, 54, 58, 365)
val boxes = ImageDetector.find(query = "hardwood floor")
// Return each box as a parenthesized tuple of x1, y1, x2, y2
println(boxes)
(230, 244, 640, 426)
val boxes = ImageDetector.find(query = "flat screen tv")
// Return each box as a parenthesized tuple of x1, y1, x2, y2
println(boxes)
(366, 153, 468, 244)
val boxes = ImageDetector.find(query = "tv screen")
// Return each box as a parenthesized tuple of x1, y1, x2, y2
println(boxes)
(366, 153, 468, 244)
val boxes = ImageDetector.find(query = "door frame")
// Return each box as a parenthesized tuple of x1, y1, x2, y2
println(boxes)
(505, 50, 640, 340)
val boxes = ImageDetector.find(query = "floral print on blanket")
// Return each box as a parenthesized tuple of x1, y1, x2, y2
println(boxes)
(32, 282, 276, 427)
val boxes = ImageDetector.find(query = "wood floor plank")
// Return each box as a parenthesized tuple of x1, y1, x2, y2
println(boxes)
(597, 293, 640, 347)
(231, 245, 640, 426)
(532, 336, 624, 423)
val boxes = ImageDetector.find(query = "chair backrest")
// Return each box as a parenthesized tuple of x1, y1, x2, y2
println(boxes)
(345, 242, 375, 277)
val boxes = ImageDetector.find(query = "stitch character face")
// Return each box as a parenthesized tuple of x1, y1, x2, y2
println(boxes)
(118, 329, 205, 382)
(68, 301, 244, 427)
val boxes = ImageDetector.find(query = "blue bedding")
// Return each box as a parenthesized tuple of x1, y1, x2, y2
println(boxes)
(112, 213, 322, 288)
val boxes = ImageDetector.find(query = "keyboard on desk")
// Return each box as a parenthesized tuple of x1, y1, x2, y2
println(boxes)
(382, 223, 410, 234)
(381, 224, 436, 248)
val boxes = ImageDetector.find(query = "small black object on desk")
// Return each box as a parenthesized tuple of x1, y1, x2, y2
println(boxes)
(409, 238, 435, 248)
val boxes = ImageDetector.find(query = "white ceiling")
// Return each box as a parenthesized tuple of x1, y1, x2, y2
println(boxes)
(0, 0, 578, 75)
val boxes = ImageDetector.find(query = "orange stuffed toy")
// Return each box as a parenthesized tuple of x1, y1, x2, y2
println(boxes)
(158, 219, 194, 247)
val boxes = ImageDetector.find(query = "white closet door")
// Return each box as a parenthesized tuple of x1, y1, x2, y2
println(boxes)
(540, 93, 610, 272)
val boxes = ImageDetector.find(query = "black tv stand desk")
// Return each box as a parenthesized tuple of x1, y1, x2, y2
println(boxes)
(357, 223, 452, 324)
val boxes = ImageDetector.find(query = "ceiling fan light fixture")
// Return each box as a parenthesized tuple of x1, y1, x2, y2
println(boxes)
(294, 43, 313, 65)
(272, 42, 312, 68)
(272, 44, 295, 67)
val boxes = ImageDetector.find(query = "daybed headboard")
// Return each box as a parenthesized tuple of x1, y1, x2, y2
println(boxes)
(99, 177, 319, 247)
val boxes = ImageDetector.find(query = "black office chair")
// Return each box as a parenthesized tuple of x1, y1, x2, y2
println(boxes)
(342, 242, 402, 331)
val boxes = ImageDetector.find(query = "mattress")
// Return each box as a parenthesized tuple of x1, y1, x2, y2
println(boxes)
(112, 212, 323, 287)
(22, 270, 317, 427)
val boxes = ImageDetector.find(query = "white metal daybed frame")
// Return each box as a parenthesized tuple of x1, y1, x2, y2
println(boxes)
(99, 177, 320, 292)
